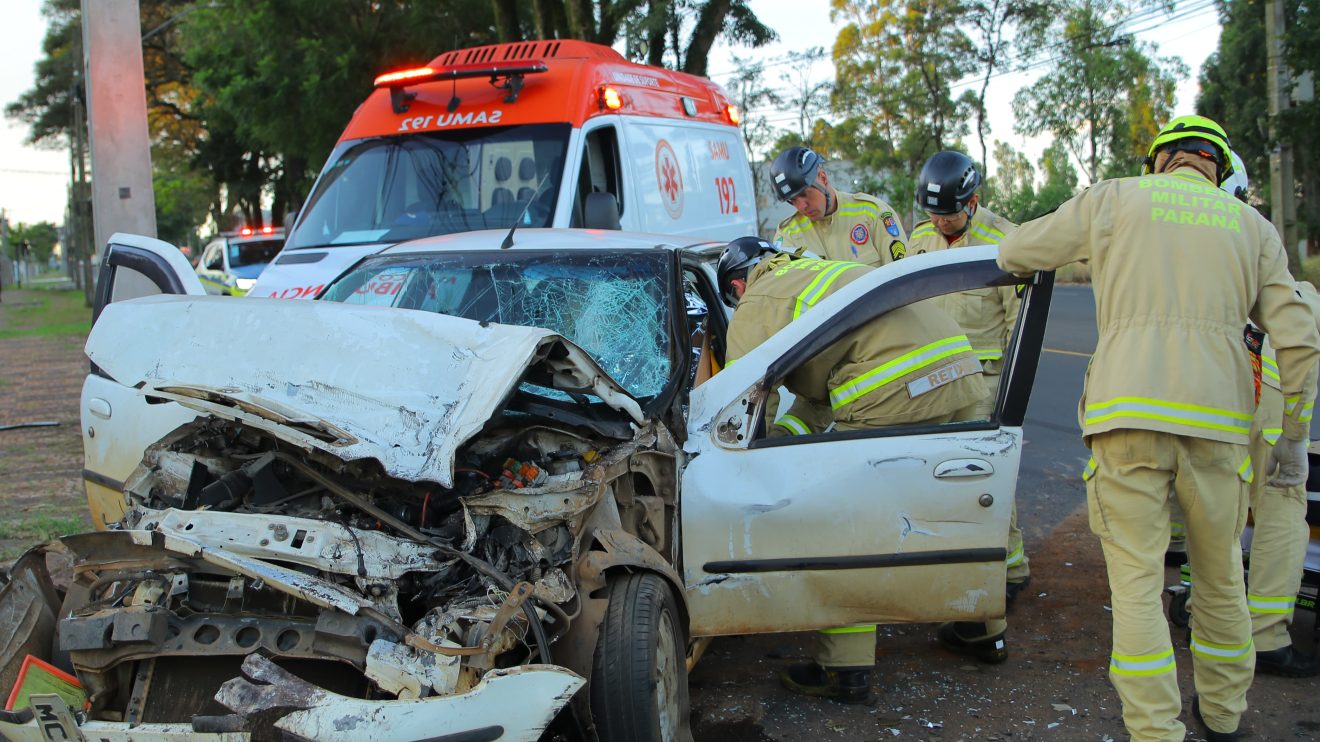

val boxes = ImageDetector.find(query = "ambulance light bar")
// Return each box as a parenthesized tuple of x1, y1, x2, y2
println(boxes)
(375, 61, 549, 114)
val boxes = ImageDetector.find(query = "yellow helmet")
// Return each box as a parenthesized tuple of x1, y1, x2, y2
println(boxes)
(1143, 115, 1233, 181)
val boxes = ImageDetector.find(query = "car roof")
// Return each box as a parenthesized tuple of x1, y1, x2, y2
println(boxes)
(376, 228, 724, 257)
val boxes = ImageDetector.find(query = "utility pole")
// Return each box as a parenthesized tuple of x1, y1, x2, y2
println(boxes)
(1265, 0, 1300, 273)
(81, 0, 157, 277)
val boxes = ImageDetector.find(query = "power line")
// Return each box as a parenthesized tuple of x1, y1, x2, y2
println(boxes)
(0, 168, 68, 177)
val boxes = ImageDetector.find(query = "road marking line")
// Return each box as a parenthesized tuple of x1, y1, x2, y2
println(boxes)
(1044, 347, 1092, 358)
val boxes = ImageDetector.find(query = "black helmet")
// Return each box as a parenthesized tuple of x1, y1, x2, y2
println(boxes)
(718, 236, 777, 306)
(770, 146, 824, 202)
(916, 151, 982, 215)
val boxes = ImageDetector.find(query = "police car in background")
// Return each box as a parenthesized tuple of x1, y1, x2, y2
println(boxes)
(195, 226, 285, 296)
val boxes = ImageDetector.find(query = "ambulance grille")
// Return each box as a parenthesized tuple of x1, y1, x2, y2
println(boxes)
(437, 40, 622, 66)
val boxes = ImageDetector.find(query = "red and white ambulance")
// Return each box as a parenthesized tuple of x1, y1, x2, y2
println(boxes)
(252, 39, 757, 300)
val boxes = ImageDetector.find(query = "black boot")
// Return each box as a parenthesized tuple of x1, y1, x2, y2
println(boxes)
(1256, 645, 1320, 678)
(1006, 576, 1032, 608)
(779, 662, 872, 704)
(1191, 694, 1240, 741)
(937, 622, 1008, 664)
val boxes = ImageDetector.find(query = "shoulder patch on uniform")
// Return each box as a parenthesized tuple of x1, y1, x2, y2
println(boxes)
(882, 212, 900, 237)
(850, 223, 869, 245)
(890, 241, 906, 260)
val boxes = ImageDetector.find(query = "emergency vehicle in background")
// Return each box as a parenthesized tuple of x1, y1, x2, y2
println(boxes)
(251, 39, 758, 300)
(195, 225, 285, 296)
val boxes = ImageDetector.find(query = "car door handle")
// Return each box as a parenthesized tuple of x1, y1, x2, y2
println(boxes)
(88, 398, 112, 420)
(934, 459, 994, 478)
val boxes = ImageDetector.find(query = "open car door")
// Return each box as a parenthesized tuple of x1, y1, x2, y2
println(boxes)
(81, 234, 206, 528)
(680, 245, 1053, 636)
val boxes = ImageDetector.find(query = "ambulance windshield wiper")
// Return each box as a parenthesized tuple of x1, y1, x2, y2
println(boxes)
(500, 172, 553, 249)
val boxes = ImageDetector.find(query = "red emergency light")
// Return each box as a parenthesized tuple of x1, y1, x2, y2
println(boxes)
(239, 227, 253, 236)
(725, 104, 742, 126)
(374, 61, 549, 114)
(261, 226, 275, 234)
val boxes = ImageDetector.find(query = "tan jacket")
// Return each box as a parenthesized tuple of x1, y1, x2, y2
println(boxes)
(773, 190, 908, 266)
(910, 205, 1022, 375)
(1256, 281, 1320, 442)
(726, 254, 987, 432)
(998, 167, 1320, 445)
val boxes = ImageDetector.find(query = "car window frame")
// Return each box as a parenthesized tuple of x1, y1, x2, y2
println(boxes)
(742, 259, 1053, 449)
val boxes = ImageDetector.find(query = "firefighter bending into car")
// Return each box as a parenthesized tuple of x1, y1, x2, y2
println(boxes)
(910, 150, 1032, 611)
(997, 114, 1320, 742)
(717, 236, 999, 704)
(770, 146, 908, 266)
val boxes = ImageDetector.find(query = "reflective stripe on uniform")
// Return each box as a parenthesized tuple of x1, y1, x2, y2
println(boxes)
(966, 223, 1004, 244)
(1303, 400, 1315, 423)
(1189, 633, 1253, 662)
(835, 201, 882, 220)
(1083, 397, 1252, 436)
(1110, 648, 1176, 677)
(775, 415, 810, 436)
(1238, 455, 1254, 484)
(974, 348, 1004, 362)
(778, 216, 813, 238)
(828, 335, 974, 410)
(1006, 542, 1025, 568)
(1285, 394, 1299, 414)
(818, 624, 877, 635)
(911, 223, 937, 240)
(1170, 520, 1186, 539)
(1263, 427, 1283, 446)
(1261, 355, 1280, 385)
(1247, 593, 1296, 615)
(793, 261, 866, 320)
(1082, 456, 1097, 481)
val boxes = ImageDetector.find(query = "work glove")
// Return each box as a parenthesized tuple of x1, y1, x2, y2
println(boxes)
(1269, 436, 1309, 488)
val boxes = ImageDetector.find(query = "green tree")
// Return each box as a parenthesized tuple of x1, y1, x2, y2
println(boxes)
(9, 222, 62, 265)
(984, 139, 1078, 223)
(1196, 0, 1268, 202)
(985, 140, 1037, 223)
(1011, 0, 1185, 184)
(830, 0, 979, 206)
(724, 60, 783, 161)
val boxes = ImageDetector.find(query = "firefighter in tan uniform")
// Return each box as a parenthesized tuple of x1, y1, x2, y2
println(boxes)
(770, 146, 908, 266)
(998, 115, 1320, 742)
(716, 236, 991, 704)
(1245, 318, 1320, 677)
(911, 150, 1032, 615)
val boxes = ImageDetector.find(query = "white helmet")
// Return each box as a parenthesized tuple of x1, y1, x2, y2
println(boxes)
(1220, 150, 1248, 202)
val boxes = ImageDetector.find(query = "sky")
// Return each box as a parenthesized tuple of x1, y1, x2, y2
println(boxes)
(0, 0, 1223, 228)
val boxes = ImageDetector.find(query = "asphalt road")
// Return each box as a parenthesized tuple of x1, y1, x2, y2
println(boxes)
(1015, 284, 1098, 544)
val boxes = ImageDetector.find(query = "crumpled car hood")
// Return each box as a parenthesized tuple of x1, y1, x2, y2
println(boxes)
(86, 295, 643, 487)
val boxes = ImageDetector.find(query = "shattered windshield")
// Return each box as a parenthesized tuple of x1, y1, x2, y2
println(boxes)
(286, 124, 570, 250)
(322, 250, 673, 399)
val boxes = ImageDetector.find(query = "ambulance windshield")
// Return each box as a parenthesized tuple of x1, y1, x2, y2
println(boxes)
(287, 124, 570, 250)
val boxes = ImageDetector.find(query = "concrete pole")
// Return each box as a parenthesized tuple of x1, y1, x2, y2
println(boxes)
(81, 0, 156, 271)
(1265, 0, 1300, 273)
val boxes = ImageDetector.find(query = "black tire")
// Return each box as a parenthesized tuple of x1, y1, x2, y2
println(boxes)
(590, 572, 691, 742)
(1169, 589, 1191, 628)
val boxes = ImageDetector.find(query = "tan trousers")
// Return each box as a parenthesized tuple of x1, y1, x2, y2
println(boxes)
(1088, 429, 1252, 740)
(1245, 385, 1309, 651)
(818, 400, 1006, 668)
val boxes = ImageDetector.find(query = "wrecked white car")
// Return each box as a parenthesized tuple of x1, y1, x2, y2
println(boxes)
(1, 229, 1052, 741)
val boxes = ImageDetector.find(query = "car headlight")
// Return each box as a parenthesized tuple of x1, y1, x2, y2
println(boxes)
(235, 278, 257, 291)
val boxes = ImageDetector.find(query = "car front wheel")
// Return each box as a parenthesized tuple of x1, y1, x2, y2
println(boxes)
(590, 572, 691, 742)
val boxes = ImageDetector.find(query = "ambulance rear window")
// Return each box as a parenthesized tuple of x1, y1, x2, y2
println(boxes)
(288, 124, 570, 250)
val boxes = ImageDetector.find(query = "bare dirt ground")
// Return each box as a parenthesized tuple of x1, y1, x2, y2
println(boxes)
(2, 288, 1317, 740)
